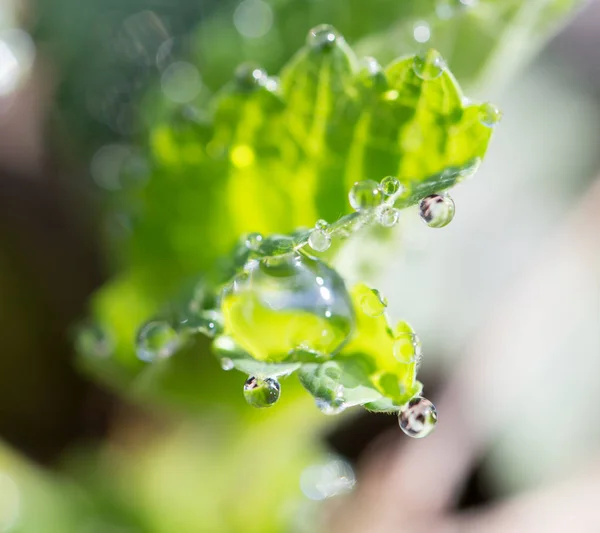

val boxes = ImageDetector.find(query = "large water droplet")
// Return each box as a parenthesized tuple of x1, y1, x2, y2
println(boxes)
(179, 310, 223, 338)
(479, 102, 503, 127)
(307, 24, 340, 50)
(74, 321, 113, 358)
(222, 253, 355, 362)
(308, 222, 331, 252)
(243, 376, 281, 407)
(349, 180, 382, 211)
(412, 50, 445, 81)
(359, 288, 387, 317)
(136, 320, 181, 362)
(379, 176, 402, 196)
(419, 194, 455, 228)
(377, 205, 400, 228)
(398, 396, 438, 438)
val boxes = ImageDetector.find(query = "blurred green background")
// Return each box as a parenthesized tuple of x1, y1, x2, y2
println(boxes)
(1, 0, 600, 532)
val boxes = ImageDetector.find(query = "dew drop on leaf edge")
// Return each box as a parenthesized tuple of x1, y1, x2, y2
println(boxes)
(412, 50, 445, 81)
(308, 229, 331, 252)
(379, 176, 402, 196)
(398, 396, 438, 438)
(243, 376, 281, 408)
(418, 194, 455, 228)
(377, 205, 400, 227)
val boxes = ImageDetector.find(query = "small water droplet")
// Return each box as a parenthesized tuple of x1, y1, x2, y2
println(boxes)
(393, 332, 422, 365)
(74, 321, 113, 358)
(349, 180, 382, 211)
(221, 357, 234, 371)
(412, 50, 445, 81)
(234, 63, 268, 90)
(136, 320, 180, 362)
(398, 396, 437, 438)
(243, 376, 281, 407)
(308, 229, 331, 252)
(245, 232, 263, 251)
(316, 384, 346, 415)
(479, 102, 503, 127)
(359, 57, 387, 92)
(413, 21, 431, 43)
(379, 176, 402, 196)
(265, 76, 279, 92)
(436, 0, 478, 19)
(419, 194, 455, 228)
(377, 205, 400, 228)
(180, 310, 223, 338)
(359, 288, 388, 317)
(315, 219, 328, 231)
(307, 24, 340, 50)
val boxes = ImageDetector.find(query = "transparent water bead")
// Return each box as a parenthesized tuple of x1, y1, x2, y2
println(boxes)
(359, 287, 387, 317)
(235, 63, 268, 90)
(349, 180, 382, 211)
(412, 50, 445, 81)
(307, 24, 340, 50)
(180, 310, 223, 338)
(359, 57, 387, 92)
(136, 320, 181, 362)
(479, 102, 503, 127)
(436, 0, 478, 19)
(220, 357, 234, 371)
(393, 332, 422, 367)
(243, 376, 281, 407)
(398, 396, 438, 438)
(222, 252, 355, 362)
(316, 384, 346, 415)
(419, 194, 455, 228)
(300, 458, 356, 500)
(379, 176, 402, 196)
(377, 205, 400, 228)
(74, 322, 113, 359)
(308, 229, 331, 252)
(245, 232, 263, 251)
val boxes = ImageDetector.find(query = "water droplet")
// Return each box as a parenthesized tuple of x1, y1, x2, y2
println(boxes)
(74, 321, 113, 359)
(349, 180, 382, 211)
(436, 0, 478, 19)
(377, 205, 400, 228)
(379, 176, 402, 196)
(243, 376, 281, 407)
(221, 357, 234, 371)
(412, 50, 445, 81)
(180, 310, 223, 338)
(358, 57, 387, 92)
(308, 229, 331, 253)
(222, 253, 355, 362)
(413, 21, 431, 43)
(136, 320, 180, 362)
(393, 332, 422, 365)
(479, 102, 503, 127)
(307, 24, 340, 50)
(245, 232, 263, 251)
(419, 194, 455, 228)
(359, 288, 388, 317)
(398, 396, 437, 438)
(300, 458, 355, 500)
(315, 219, 328, 231)
(234, 63, 268, 90)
